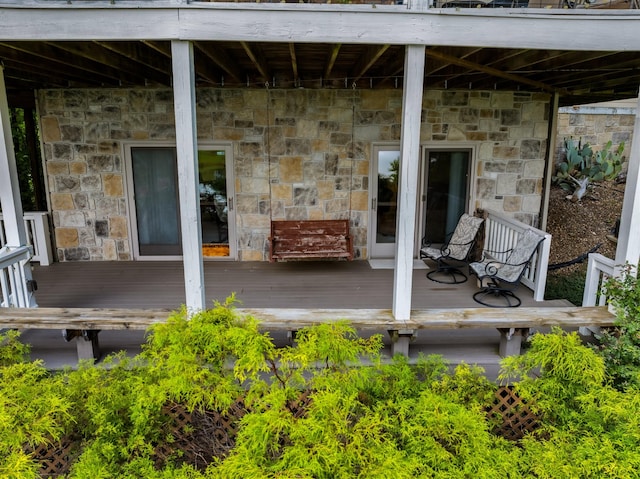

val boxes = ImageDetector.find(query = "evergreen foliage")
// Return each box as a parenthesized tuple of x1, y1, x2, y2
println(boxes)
(1, 300, 640, 478)
(595, 263, 640, 391)
(9, 108, 37, 211)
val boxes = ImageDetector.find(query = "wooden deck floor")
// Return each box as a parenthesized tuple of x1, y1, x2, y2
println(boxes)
(20, 260, 573, 374)
(30, 259, 569, 310)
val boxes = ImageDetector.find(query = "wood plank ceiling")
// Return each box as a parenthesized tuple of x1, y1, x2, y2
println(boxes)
(2, 40, 639, 107)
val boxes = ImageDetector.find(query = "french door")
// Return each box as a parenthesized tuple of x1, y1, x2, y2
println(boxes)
(129, 147, 182, 257)
(420, 147, 472, 245)
(369, 144, 472, 259)
(370, 146, 401, 258)
(127, 144, 235, 260)
(197, 147, 235, 258)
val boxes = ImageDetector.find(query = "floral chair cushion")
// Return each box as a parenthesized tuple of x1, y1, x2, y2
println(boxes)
(469, 228, 544, 284)
(421, 213, 484, 262)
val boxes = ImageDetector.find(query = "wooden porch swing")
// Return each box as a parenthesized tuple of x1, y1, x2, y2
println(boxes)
(267, 85, 354, 262)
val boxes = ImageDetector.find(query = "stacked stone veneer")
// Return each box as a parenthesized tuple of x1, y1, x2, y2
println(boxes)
(37, 88, 550, 262)
(555, 106, 634, 168)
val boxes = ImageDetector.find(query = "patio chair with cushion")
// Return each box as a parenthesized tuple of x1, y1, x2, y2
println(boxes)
(469, 228, 545, 307)
(419, 213, 485, 284)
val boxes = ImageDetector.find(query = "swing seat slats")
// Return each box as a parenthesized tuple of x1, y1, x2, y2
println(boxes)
(269, 220, 354, 262)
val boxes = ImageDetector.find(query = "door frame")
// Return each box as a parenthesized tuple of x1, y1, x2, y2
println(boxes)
(123, 141, 237, 261)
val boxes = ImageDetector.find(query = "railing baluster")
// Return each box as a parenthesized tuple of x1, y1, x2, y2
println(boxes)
(582, 253, 615, 307)
(0, 246, 34, 308)
(0, 212, 53, 265)
(483, 210, 551, 301)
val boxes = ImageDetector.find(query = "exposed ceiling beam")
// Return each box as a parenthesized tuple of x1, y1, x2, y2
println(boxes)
(426, 48, 566, 95)
(324, 44, 341, 81)
(241, 41, 270, 83)
(351, 45, 390, 84)
(425, 47, 484, 77)
(0, 46, 108, 87)
(93, 41, 170, 76)
(194, 41, 244, 84)
(1, 60, 94, 88)
(142, 40, 171, 57)
(0, 41, 126, 85)
(289, 43, 299, 85)
(48, 41, 170, 85)
(431, 48, 524, 86)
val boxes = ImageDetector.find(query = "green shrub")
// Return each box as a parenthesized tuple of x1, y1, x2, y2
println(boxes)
(4, 300, 640, 477)
(500, 328, 640, 478)
(595, 263, 640, 391)
(0, 329, 31, 366)
(544, 267, 587, 306)
(0, 331, 73, 479)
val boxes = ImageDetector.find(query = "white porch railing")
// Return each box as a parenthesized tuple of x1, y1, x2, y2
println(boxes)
(0, 245, 37, 308)
(582, 253, 616, 307)
(483, 210, 551, 302)
(0, 212, 53, 266)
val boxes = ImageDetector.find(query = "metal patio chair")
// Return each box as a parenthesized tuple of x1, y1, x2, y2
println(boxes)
(469, 228, 545, 307)
(419, 213, 485, 284)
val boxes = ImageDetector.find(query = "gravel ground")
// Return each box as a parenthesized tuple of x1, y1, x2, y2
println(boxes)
(546, 180, 625, 274)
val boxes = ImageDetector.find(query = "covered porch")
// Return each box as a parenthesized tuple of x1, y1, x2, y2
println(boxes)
(1, 1, 639, 371)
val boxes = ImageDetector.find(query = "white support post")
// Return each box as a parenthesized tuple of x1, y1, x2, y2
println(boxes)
(0, 66, 27, 247)
(614, 89, 640, 272)
(171, 40, 206, 313)
(540, 92, 559, 232)
(392, 45, 425, 321)
(0, 65, 37, 307)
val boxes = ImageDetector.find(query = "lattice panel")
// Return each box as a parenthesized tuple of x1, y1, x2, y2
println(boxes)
(287, 389, 313, 418)
(28, 388, 539, 476)
(155, 398, 249, 470)
(487, 386, 540, 441)
(24, 436, 79, 478)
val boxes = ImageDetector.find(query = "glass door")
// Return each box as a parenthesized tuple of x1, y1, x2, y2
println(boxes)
(370, 147, 401, 258)
(130, 147, 182, 257)
(127, 144, 235, 260)
(198, 148, 234, 258)
(421, 148, 471, 245)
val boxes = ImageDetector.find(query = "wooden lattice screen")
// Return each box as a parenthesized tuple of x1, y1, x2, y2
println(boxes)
(487, 385, 540, 441)
(23, 436, 80, 478)
(27, 387, 536, 476)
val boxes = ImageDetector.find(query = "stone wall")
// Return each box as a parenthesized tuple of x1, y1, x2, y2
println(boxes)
(37, 88, 550, 261)
(555, 103, 635, 169)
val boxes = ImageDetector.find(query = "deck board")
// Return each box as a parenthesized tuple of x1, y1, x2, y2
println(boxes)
(18, 260, 577, 372)
(30, 260, 571, 310)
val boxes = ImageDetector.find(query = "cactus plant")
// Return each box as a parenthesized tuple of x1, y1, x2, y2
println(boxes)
(553, 138, 625, 197)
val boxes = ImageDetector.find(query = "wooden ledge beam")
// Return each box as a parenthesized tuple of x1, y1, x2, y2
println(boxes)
(0, 306, 615, 331)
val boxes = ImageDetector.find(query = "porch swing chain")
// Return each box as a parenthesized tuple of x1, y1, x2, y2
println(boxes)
(265, 81, 273, 223)
(265, 81, 356, 227)
(348, 82, 356, 224)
